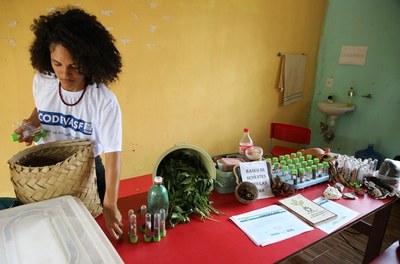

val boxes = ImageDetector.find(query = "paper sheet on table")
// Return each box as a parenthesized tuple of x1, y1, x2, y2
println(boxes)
(230, 205, 314, 246)
(313, 197, 359, 234)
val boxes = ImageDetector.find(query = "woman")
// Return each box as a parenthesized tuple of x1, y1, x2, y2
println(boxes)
(16, 7, 123, 240)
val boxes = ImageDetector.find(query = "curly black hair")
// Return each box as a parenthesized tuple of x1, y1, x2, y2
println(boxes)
(29, 6, 122, 85)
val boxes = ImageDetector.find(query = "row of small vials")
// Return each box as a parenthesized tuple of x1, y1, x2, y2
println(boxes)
(267, 157, 330, 180)
(264, 153, 329, 186)
(278, 163, 329, 185)
(127, 205, 167, 243)
(335, 155, 378, 188)
(269, 152, 315, 163)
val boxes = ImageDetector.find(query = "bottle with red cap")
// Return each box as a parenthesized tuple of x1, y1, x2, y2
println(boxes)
(239, 128, 253, 155)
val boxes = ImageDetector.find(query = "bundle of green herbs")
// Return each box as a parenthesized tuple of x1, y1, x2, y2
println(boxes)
(157, 149, 223, 228)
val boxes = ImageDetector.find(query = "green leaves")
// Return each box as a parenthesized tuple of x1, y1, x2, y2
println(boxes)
(157, 150, 223, 228)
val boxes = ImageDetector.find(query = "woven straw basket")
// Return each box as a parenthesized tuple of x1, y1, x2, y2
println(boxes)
(8, 139, 102, 217)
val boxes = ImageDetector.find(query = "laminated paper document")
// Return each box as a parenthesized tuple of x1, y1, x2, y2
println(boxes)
(277, 194, 337, 226)
(338, 45, 368, 66)
(231, 195, 359, 247)
(313, 197, 359, 234)
(230, 205, 313, 246)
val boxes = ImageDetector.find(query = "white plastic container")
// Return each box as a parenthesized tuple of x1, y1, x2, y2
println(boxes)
(0, 196, 123, 264)
(245, 146, 264, 161)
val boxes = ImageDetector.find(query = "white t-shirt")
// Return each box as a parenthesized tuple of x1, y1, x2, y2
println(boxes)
(33, 72, 122, 156)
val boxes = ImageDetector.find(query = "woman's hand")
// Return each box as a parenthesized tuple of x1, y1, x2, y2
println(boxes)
(14, 119, 37, 146)
(15, 108, 41, 146)
(103, 202, 123, 240)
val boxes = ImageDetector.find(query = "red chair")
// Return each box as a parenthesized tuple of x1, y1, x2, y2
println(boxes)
(269, 122, 311, 157)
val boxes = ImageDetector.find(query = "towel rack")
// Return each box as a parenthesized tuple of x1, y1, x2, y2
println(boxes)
(277, 52, 306, 57)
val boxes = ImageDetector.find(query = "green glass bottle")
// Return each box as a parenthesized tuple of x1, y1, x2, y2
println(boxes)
(148, 176, 169, 218)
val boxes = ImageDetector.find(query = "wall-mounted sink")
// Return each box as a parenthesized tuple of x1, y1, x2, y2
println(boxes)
(317, 102, 355, 117)
(317, 102, 355, 128)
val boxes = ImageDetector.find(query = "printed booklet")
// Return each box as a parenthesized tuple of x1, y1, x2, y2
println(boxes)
(277, 194, 337, 226)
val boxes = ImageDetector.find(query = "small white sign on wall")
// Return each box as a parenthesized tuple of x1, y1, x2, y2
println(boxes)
(239, 161, 274, 199)
(339, 45, 368, 66)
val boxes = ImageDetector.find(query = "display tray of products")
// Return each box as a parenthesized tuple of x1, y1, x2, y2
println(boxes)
(269, 153, 331, 190)
(212, 151, 332, 192)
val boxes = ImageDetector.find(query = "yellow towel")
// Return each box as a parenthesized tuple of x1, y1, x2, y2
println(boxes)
(278, 54, 306, 106)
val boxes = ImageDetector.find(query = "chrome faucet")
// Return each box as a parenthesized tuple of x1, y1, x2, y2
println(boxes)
(362, 93, 372, 99)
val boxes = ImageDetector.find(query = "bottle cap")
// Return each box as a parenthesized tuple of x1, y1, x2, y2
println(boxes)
(154, 176, 163, 184)
(33, 134, 41, 142)
(11, 133, 19, 142)
(129, 236, 138, 243)
(243, 128, 249, 132)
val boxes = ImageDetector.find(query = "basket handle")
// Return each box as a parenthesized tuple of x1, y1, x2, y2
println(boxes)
(8, 139, 92, 165)
(233, 165, 242, 185)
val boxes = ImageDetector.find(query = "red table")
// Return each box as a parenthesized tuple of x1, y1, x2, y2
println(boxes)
(96, 174, 397, 264)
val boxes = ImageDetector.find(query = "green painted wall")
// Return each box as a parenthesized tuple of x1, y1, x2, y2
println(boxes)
(309, 0, 400, 159)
